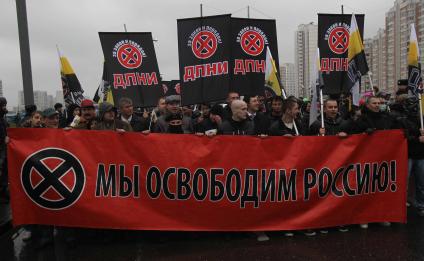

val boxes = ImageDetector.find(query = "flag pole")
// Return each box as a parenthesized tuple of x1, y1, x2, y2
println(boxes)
(368, 73, 375, 96)
(320, 89, 325, 135)
(419, 94, 424, 130)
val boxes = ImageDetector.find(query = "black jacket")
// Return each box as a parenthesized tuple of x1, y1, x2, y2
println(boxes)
(194, 117, 218, 133)
(221, 105, 233, 121)
(269, 119, 304, 136)
(249, 112, 270, 135)
(0, 117, 7, 151)
(309, 114, 348, 136)
(397, 114, 424, 159)
(267, 112, 282, 125)
(218, 118, 255, 135)
(120, 114, 150, 132)
(352, 107, 397, 134)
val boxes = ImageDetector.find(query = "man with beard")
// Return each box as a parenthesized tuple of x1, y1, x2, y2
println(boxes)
(153, 95, 193, 133)
(72, 99, 97, 130)
(309, 99, 348, 137)
(218, 100, 254, 135)
(94, 102, 132, 132)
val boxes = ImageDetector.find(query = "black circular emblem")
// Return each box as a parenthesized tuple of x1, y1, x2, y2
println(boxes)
(21, 148, 85, 210)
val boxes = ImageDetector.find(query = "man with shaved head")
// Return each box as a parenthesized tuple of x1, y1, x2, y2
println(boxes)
(218, 99, 255, 135)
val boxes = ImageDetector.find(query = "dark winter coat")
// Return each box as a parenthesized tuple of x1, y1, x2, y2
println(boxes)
(269, 119, 304, 136)
(309, 114, 349, 136)
(351, 107, 397, 134)
(218, 118, 255, 135)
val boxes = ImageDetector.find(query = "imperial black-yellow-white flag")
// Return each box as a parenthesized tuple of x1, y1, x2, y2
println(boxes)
(408, 23, 422, 96)
(93, 62, 114, 105)
(344, 14, 368, 106)
(58, 48, 85, 107)
(264, 46, 282, 97)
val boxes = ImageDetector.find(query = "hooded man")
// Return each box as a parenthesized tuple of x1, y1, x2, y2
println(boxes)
(94, 102, 132, 132)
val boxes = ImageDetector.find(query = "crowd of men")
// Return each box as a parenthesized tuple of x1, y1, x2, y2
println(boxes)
(0, 80, 423, 241)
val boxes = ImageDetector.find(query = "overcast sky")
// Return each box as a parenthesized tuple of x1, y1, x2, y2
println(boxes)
(0, 0, 395, 107)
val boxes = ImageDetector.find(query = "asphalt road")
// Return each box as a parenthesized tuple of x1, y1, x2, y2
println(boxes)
(0, 203, 423, 261)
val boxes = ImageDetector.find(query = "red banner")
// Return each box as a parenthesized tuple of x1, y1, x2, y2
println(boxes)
(8, 128, 407, 231)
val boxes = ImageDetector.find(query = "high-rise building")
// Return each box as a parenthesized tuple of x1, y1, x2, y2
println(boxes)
(385, 0, 424, 92)
(361, 38, 374, 93)
(371, 29, 387, 92)
(18, 90, 25, 109)
(280, 63, 297, 97)
(295, 23, 318, 98)
(34, 91, 49, 111)
(19, 90, 64, 111)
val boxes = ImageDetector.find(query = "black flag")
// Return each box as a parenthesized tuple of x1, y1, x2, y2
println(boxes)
(230, 18, 279, 96)
(318, 14, 364, 95)
(99, 32, 162, 107)
(177, 14, 232, 105)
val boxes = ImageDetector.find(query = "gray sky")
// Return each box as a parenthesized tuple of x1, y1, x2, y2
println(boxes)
(0, 0, 394, 107)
